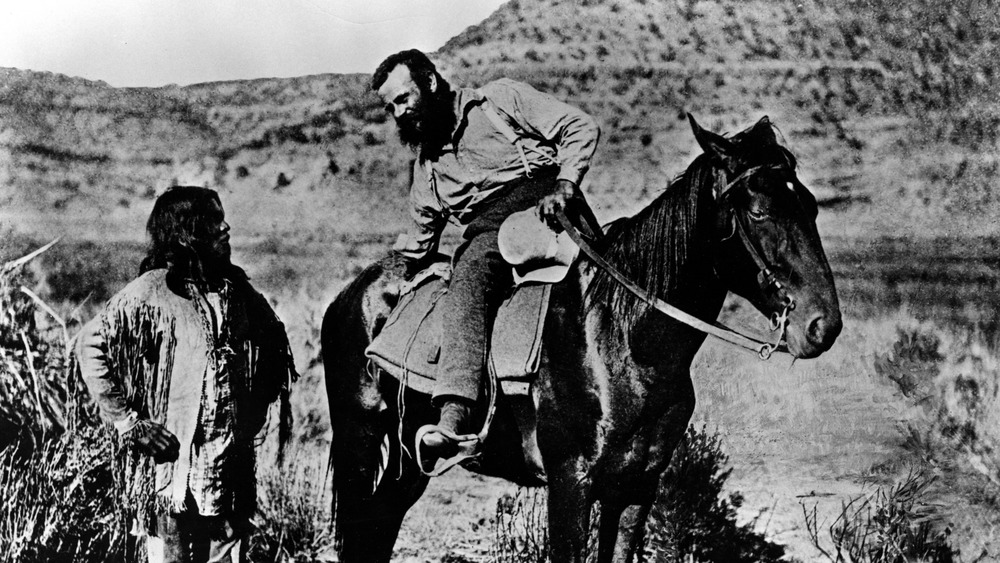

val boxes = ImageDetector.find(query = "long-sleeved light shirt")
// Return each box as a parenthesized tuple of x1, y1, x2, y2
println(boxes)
(187, 289, 238, 516)
(393, 78, 601, 262)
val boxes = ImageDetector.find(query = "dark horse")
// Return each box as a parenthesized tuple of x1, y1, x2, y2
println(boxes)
(322, 115, 842, 563)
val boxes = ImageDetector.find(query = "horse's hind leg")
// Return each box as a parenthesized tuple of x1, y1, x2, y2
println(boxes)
(336, 480, 428, 563)
(331, 379, 436, 562)
(335, 436, 430, 563)
(596, 501, 652, 563)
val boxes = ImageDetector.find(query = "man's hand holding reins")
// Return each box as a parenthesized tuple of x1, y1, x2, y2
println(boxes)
(537, 179, 603, 240)
(537, 179, 578, 229)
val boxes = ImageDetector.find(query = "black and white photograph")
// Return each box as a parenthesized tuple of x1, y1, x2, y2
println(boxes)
(1, 0, 998, 561)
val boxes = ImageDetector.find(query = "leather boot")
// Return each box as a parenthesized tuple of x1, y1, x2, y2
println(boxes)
(417, 398, 478, 474)
(436, 399, 472, 437)
(420, 398, 473, 453)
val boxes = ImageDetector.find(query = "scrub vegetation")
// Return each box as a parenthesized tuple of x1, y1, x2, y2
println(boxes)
(2, 0, 999, 560)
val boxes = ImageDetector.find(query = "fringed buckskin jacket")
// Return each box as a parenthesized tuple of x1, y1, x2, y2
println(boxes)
(75, 268, 296, 529)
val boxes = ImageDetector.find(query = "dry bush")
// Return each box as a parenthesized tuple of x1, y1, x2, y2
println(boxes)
(646, 426, 785, 563)
(0, 244, 96, 446)
(867, 322, 1000, 560)
(874, 323, 1000, 480)
(493, 487, 550, 563)
(0, 246, 130, 562)
(492, 426, 784, 563)
(802, 471, 954, 563)
(0, 424, 130, 563)
(249, 444, 336, 562)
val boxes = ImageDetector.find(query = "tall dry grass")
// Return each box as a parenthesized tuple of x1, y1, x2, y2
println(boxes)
(0, 424, 127, 562)
(802, 470, 953, 563)
(249, 442, 336, 562)
(0, 245, 131, 562)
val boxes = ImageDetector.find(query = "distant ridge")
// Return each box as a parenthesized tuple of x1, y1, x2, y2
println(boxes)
(437, 0, 997, 129)
(1, 0, 997, 239)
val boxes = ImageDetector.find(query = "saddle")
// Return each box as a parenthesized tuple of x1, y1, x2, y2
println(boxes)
(365, 270, 549, 483)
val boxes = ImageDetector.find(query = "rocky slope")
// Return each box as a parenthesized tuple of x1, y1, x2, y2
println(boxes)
(0, 0, 996, 240)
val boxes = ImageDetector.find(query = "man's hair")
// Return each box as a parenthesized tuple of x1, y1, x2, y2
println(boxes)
(372, 49, 457, 154)
(371, 49, 442, 93)
(139, 186, 238, 290)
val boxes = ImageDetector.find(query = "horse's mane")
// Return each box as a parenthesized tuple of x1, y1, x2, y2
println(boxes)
(586, 153, 715, 326)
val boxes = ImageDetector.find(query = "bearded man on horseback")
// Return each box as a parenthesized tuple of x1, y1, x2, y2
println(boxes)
(372, 49, 602, 460)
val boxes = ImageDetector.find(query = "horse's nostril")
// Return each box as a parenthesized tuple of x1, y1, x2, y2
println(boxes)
(807, 314, 831, 345)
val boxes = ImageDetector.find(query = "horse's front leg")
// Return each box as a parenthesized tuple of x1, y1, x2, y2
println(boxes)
(597, 501, 653, 563)
(546, 457, 594, 563)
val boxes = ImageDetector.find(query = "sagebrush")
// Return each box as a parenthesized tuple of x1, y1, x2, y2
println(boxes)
(492, 425, 785, 563)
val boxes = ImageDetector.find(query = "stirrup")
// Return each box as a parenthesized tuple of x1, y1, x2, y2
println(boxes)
(415, 424, 481, 477)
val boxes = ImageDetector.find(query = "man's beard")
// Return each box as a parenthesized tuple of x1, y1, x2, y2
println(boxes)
(198, 241, 233, 284)
(396, 89, 456, 154)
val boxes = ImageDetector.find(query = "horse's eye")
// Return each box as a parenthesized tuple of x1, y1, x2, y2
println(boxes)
(747, 207, 769, 222)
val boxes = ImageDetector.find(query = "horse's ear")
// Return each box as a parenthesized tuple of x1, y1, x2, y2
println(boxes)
(688, 113, 736, 164)
(749, 115, 777, 145)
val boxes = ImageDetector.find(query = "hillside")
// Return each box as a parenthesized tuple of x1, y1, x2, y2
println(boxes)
(436, 0, 1000, 233)
(1, 0, 997, 245)
(0, 69, 216, 230)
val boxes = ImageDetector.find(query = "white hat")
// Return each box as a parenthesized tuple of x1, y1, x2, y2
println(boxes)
(498, 209, 579, 285)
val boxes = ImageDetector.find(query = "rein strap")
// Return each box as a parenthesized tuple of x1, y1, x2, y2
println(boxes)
(557, 211, 790, 359)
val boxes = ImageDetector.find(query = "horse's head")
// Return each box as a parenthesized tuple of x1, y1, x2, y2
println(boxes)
(689, 114, 841, 359)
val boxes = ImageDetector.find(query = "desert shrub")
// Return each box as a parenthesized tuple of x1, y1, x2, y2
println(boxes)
(931, 341, 1000, 480)
(39, 239, 142, 305)
(873, 323, 943, 399)
(492, 426, 784, 563)
(646, 426, 785, 563)
(493, 487, 550, 563)
(249, 446, 335, 562)
(875, 323, 1000, 481)
(0, 246, 95, 444)
(802, 471, 954, 563)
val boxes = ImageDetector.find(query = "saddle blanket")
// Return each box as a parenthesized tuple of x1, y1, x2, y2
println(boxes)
(364, 276, 550, 395)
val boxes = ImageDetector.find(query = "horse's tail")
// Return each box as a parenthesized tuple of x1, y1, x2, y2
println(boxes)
(321, 254, 403, 549)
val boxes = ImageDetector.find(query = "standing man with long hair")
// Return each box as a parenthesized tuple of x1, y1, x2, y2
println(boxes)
(76, 186, 297, 563)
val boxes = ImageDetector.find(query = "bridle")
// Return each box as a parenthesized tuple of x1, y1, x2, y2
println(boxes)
(721, 164, 798, 353)
(557, 163, 796, 360)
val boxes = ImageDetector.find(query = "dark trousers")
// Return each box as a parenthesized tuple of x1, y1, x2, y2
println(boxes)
(433, 176, 557, 404)
(147, 508, 249, 563)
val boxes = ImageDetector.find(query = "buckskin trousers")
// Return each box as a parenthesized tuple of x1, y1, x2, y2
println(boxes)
(432, 175, 557, 405)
